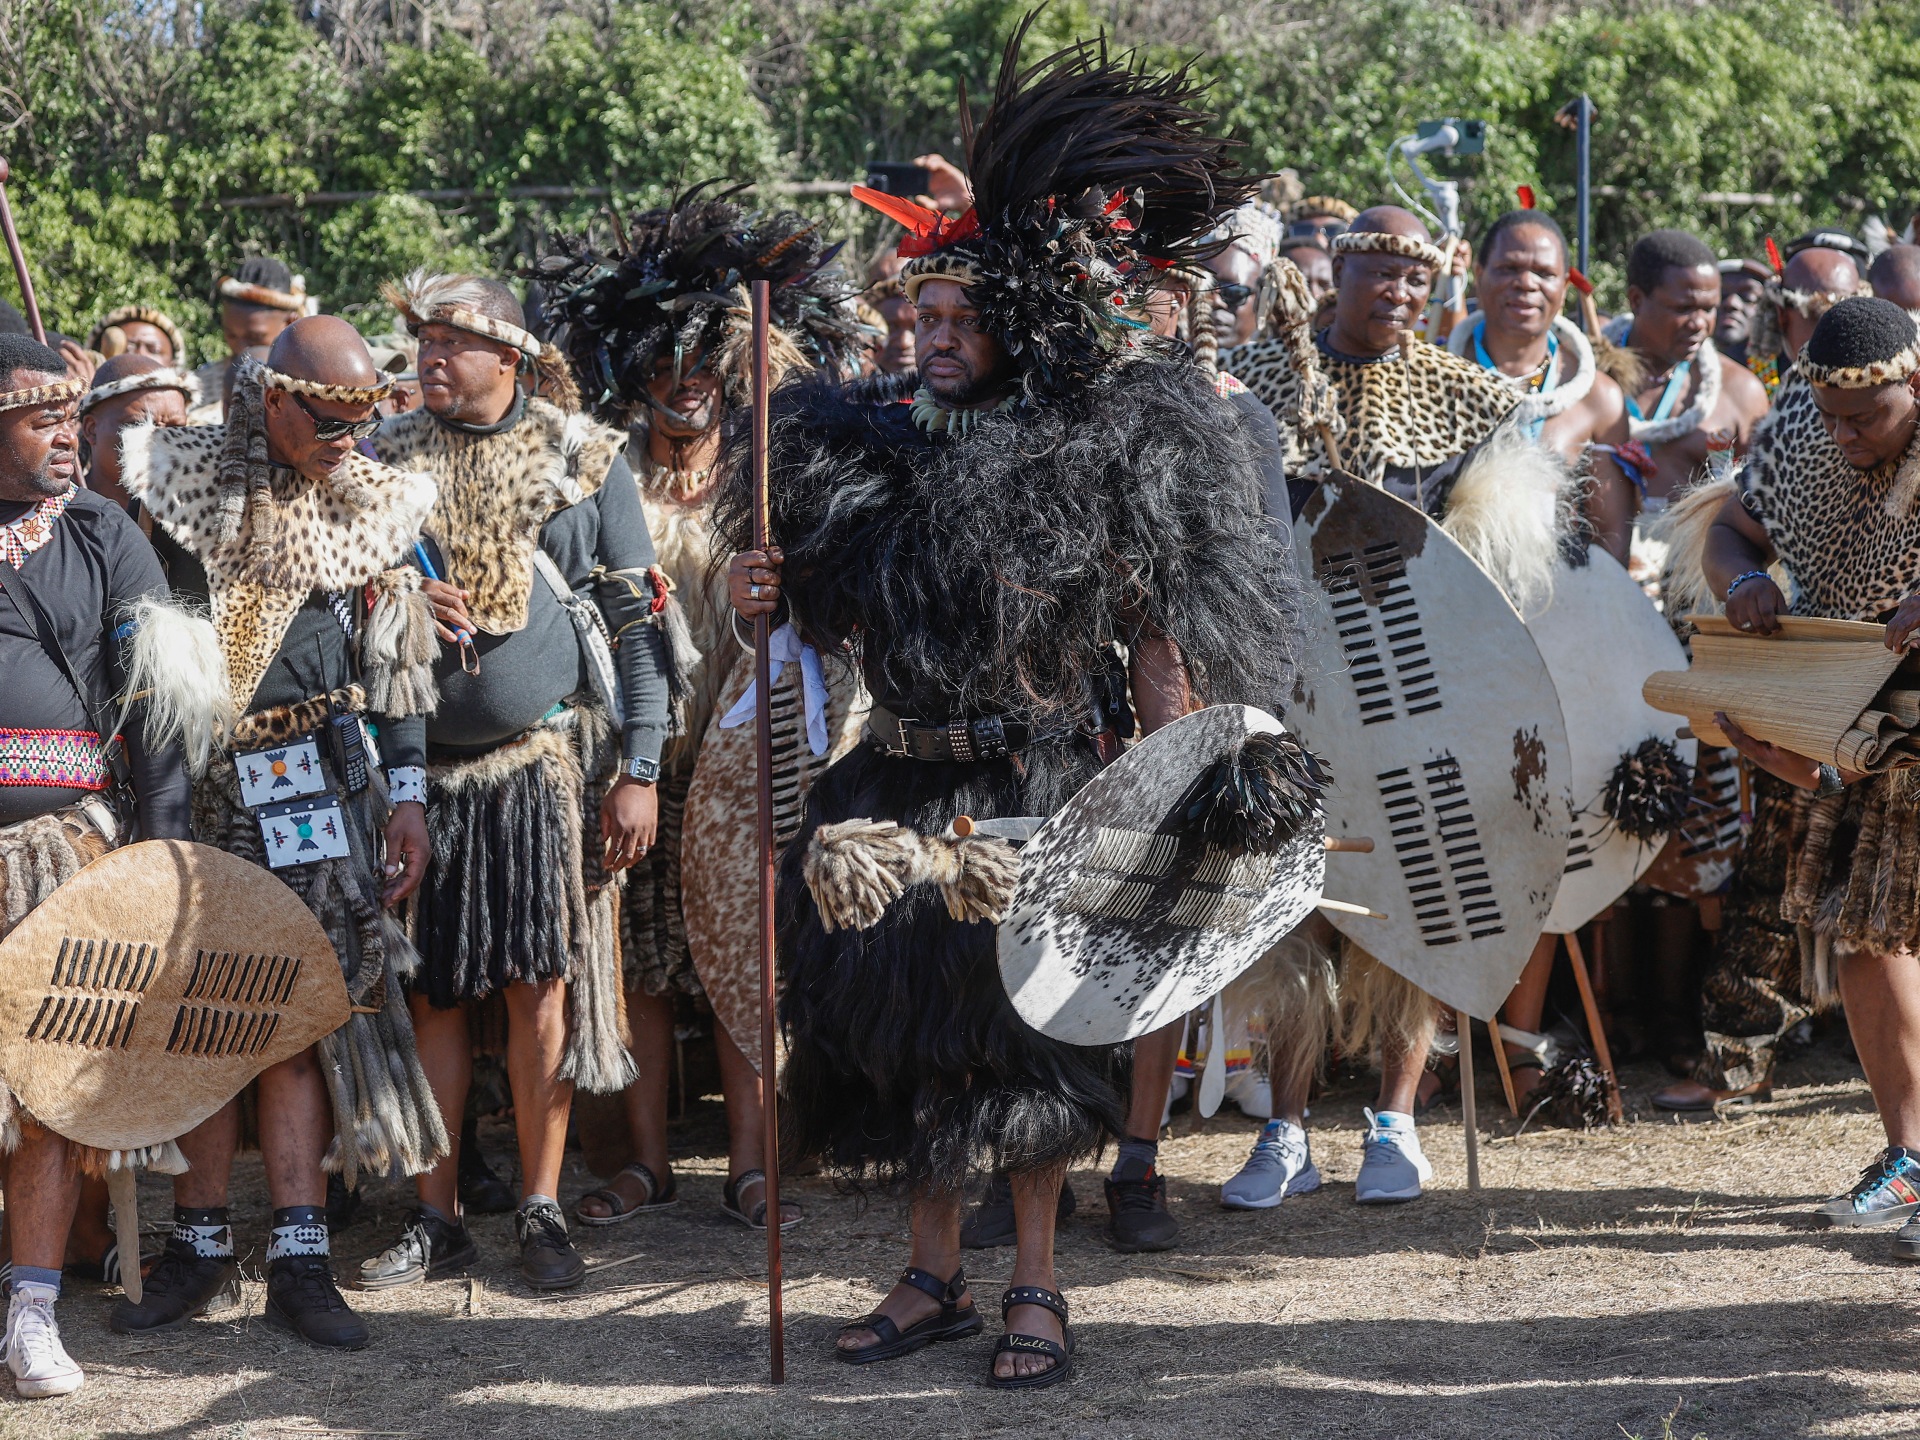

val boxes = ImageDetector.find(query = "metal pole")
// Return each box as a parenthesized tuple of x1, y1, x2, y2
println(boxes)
(749, 278, 786, 1385)
(0, 159, 47, 343)
(1575, 95, 1592, 280)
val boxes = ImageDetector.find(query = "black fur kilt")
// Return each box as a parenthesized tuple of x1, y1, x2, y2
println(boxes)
(778, 734, 1129, 1193)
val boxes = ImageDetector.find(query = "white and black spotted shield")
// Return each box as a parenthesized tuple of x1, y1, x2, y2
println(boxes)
(997, 706, 1327, 1046)
(1288, 475, 1572, 1019)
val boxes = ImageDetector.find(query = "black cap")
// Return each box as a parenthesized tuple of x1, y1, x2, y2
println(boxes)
(1783, 229, 1870, 263)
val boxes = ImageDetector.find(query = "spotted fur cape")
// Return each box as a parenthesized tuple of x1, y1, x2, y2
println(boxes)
(368, 399, 625, 634)
(121, 422, 437, 710)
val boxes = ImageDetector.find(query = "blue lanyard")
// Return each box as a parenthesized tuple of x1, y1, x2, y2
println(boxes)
(1622, 327, 1692, 425)
(1470, 316, 1558, 439)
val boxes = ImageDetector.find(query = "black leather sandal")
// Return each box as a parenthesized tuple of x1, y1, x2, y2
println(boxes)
(574, 1163, 677, 1227)
(989, 1284, 1075, 1390)
(836, 1265, 982, 1365)
(721, 1169, 801, 1231)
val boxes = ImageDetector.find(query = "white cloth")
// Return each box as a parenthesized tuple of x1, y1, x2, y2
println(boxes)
(718, 623, 830, 756)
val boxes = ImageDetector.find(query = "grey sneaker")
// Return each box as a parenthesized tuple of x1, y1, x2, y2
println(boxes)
(1817, 1146, 1920, 1229)
(358, 1209, 478, 1290)
(1221, 1122, 1321, 1210)
(1354, 1108, 1433, 1204)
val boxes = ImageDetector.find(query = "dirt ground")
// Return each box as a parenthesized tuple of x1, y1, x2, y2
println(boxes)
(7, 1034, 1920, 1440)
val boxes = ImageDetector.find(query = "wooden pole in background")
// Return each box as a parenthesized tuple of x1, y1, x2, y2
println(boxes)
(749, 278, 786, 1384)
(0, 159, 47, 343)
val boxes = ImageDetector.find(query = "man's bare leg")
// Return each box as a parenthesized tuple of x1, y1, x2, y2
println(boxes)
(173, 1100, 240, 1208)
(255, 1049, 332, 1208)
(1498, 933, 1560, 1105)
(714, 1021, 798, 1226)
(1838, 949, 1920, 1149)
(5, 1126, 81, 1274)
(1376, 1006, 1436, 1116)
(408, 995, 473, 1218)
(836, 1189, 968, 1356)
(577, 986, 674, 1218)
(504, 978, 572, 1201)
(997, 1166, 1069, 1381)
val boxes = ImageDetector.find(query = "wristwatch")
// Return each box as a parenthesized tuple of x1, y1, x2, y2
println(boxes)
(1814, 762, 1845, 797)
(619, 756, 659, 784)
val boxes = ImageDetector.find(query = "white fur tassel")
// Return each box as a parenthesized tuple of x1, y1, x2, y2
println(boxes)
(1439, 421, 1572, 617)
(114, 596, 233, 777)
(1648, 477, 1735, 624)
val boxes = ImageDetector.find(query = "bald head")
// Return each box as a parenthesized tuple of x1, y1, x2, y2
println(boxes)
(1870, 245, 1920, 315)
(267, 315, 381, 390)
(1784, 247, 1860, 298)
(1348, 205, 1432, 244)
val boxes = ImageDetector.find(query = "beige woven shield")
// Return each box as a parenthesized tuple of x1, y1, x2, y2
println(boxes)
(1288, 475, 1571, 1020)
(0, 839, 348, 1153)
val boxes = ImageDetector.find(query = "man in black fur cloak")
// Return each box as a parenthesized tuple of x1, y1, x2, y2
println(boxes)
(723, 18, 1304, 1389)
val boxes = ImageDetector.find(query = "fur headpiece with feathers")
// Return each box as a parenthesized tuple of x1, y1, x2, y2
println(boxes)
(852, 11, 1257, 404)
(535, 185, 864, 429)
(384, 269, 580, 414)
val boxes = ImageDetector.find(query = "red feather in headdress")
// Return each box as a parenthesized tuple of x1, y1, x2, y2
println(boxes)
(1765, 236, 1785, 277)
(1516, 185, 1536, 210)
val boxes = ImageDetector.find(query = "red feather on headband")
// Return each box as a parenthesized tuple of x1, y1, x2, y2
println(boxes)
(1516, 185, 1536, 210)
(1765, 236, 1785, 277)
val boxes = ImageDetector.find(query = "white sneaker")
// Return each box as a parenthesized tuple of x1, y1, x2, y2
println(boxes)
(1223, 1067, 1273, 1121)
(5, 1284, 83, 1398)
(1221, 1121, 1322, 1209)
(1354, 1108, 1434, 1204)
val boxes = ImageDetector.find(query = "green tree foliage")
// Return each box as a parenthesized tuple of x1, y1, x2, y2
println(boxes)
(1, 0, 1916, 351)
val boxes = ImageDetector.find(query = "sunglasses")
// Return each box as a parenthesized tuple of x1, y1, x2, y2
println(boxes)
(1210, 283, 1256, 311)
(292, 392, 383, 442)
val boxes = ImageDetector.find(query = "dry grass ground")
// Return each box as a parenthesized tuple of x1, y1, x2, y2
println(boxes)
(7, 1036, 1919, 1440)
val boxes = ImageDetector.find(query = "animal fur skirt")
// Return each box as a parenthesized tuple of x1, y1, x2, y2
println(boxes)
(195, 761, 448, 1187)
(779, 735, 1128, 1194)
(411, 706, 635, 1094)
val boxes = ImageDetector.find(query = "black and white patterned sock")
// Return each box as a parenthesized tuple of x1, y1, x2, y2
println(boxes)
(174, 1206, 234, 1260)
(266, 1205, 330, 1262)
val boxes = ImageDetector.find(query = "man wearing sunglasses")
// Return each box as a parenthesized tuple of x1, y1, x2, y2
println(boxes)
(117, 316, 446, 1351)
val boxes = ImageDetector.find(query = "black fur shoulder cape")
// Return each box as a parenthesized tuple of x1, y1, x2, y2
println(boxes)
(714, 362, 1303, 724)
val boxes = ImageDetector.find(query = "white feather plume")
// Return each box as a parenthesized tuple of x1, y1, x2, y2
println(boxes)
(114, 595, 233, 777)
(1439, 420, 1573, 617)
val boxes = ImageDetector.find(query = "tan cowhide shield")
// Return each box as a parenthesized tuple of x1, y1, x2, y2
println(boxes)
(997, 705, 1327, 1046)
(1528, 548, 1697, 933)
(0, 839, 348, 1153)
(1289, 475, 1571, 1019)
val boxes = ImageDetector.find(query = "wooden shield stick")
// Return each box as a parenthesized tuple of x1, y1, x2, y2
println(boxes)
(0, 159, 47, 343)
(749, 278, 786, 1384)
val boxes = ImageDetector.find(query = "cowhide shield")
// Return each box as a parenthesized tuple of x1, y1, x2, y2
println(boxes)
(997, 705, 1326, 1046)
(1528, 548, 1697, 932)
(0, 840, 349, 1152)
(1288, 474, 1571, 1019)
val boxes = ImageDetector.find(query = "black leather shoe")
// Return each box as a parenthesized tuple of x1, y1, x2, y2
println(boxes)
(960, 1172, 1078, 1249)
(516, 1200, 586, 1291)
(264, 1255, 371, 1350)
(1105, 1172, 1179, 1253)
(358, 1210, 479, 1290)
(109, 1238, 242, 1334)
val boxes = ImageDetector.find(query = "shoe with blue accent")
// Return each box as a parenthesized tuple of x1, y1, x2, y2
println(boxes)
(1354, 1108, 1433, 1204)
(1817, 1146, 1920, 1229)
(1221, 1121, 1321, 1210)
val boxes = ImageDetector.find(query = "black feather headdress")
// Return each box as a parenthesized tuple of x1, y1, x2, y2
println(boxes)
(535, 184, 865, 427)
(853, 10, 1257, 404)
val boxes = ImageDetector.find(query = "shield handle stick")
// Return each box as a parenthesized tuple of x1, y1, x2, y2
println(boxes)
(1456, 1008, 1481, 1195)
(749, 278, 786, 1384)
(0, 158, 47, 344)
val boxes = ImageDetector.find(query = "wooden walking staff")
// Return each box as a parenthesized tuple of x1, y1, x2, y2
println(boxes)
(748, 278, 787, 1384)
(0, 159, 48, 343)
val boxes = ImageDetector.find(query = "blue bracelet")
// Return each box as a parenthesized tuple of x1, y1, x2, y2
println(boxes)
(1725, 570, 1770, 600)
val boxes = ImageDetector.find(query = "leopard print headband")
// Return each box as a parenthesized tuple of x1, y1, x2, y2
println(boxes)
(87, 305, 187, 360)
(405, 303, 542, 359)
(0, 377, 84, 413)
(217, 276, 309, 313)
(1331, 231, 1448, 271)
(260, 366, 392, 404)
(901, 252, 983, 302)
(1799, 342, 1920, 389)
(78, 367, 201, 415)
